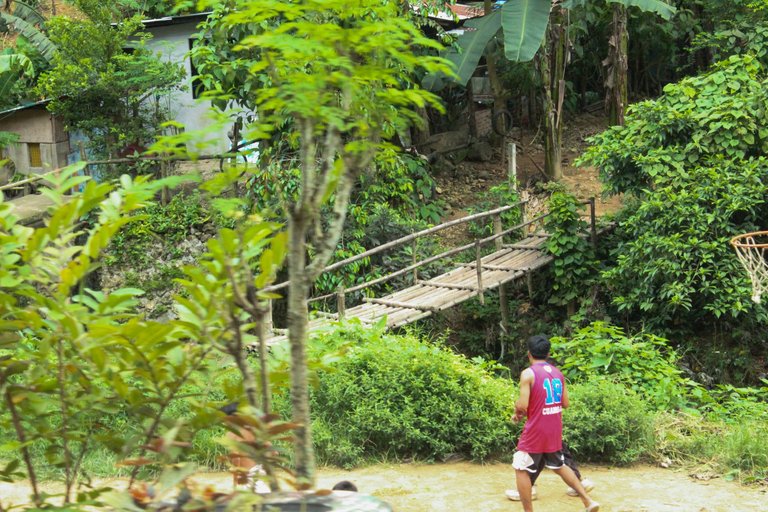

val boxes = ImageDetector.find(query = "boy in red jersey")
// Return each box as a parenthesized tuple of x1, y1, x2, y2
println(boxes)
(511, 335, 600, 512)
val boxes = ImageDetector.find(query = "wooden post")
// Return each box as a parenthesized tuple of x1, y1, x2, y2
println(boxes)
(588, 197, 597, 250)
(412, 238, 418, 282)
(508, 142, 517, 190)
(520, 200, 528, 237)
(494, 214, 510, 334)
(475, 240, 485, 305)
(527, 272, 534, 301)
(265, 300, 273, 336)
(336, 286, 346, 320)
(257, 304, 271, 414)
(467, 80, 478, 139)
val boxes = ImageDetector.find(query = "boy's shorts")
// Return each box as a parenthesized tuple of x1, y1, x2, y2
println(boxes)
(512, 450, 564, 473)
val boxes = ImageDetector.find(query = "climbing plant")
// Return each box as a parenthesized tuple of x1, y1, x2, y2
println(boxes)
(544, 190, 596, 314)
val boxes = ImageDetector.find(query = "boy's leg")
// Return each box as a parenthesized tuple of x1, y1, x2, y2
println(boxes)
(562, 442, 582, 480)
(506, 457, 542, 501)
(515, 469, 535, 512)
(552, 464, 598, 510)
(530, 456, 545, 486)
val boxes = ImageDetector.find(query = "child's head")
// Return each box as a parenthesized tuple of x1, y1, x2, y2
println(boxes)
(527, 335, 551, 360)
(332, 480, 358, 492)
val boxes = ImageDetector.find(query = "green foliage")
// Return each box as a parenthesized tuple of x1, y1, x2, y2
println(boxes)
(564, 378, 653, 464)
(356, 153, 445, 225)
(301, 323, 517, 467)
(37, 0, 184, 165)
(0, 166, 219, 507)
(699, 383, 768, 423)
(579, 55, 768, 328)
(0, 50, 34, 109)
(654, 410, 768, 483)
(116, 0, 179, 17)
(544, 191, 596, 308)
(0, 163, 298, 507)
(691, 1, 768, 64)
(579, 55, 768, 196)
(467, 182, 522, 238)
(107, 192, 217, 267)
(0, 130, 18, 150)
(551, 322, 702, 410)
(313, 203, 446, 301)
(602, 161, 768, 326)
(0, 1, 56, 65)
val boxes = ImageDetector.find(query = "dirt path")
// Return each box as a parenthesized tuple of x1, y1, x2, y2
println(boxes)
(2, 463, 765, 511)
(317, 462, 767, 512)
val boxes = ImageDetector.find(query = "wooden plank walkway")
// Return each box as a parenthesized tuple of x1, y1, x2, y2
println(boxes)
(268, 233, 551, 342)
(5, 193, 64, 226)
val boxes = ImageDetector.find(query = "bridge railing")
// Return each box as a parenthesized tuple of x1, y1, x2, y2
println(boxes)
(265, 198, 597, 319)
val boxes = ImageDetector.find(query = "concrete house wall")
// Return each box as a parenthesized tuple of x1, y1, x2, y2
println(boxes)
(1, 12, 234, 178)
(0, 103, 70, 176)
(142, 14, 230, 153)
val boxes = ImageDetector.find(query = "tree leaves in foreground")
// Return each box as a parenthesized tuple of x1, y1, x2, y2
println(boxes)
(180, 0, 453, 486)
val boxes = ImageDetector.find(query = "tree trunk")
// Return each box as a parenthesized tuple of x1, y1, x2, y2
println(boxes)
(606, 3, 628, 126)
(542, 5, 566, 181)
(484, 0, 507, 139)
(287, 214, 315, 487)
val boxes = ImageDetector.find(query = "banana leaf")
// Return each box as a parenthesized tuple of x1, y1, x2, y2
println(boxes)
(562, 0, 676, 19)
(501, 0, 552, 62)
(0, 13, 56, 64)
(11, 1, 46, 26)
(423, 10, 502, 90)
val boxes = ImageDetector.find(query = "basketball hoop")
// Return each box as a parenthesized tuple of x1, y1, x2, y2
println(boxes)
(730, 230, 768, 303)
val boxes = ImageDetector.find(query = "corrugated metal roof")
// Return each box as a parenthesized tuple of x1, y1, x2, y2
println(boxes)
(0, 99, 51, 117)
(413, 2, 486, 22)
(140, 12, 212, 28)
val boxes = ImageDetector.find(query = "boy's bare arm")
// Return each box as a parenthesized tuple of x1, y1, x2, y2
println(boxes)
(512, 368, 534, 422)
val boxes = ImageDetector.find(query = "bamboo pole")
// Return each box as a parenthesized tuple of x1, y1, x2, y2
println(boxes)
(336, 286, 346, 320)
(416, 280, 478, 291)
(494, 214, 510, 334)
(475, 240, 485, 305)
(363, 297, 439, 312)
(265, 203, 528, 293)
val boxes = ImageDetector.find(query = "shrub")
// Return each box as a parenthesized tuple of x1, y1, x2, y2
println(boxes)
(552, 322, 703, 410)
(564, 378, 653, 464)
(654, 411, 768, 483)
(578, 55, 768, 329)
(303, 324, 518, 467)
(107, 191, 218, 267)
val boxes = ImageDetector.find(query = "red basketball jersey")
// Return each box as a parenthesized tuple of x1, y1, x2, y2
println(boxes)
(517, 362, 565, 453)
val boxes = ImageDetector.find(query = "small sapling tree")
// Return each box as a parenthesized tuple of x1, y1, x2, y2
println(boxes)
(184, 0, 452, 485)
(0, 166, 214, 507)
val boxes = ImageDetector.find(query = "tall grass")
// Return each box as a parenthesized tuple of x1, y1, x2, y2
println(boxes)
(654, 412, 768, 483)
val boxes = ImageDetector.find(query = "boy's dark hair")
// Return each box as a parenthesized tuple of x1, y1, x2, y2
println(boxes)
(332, 480, 358, 492)
(527, 335, 551, 359)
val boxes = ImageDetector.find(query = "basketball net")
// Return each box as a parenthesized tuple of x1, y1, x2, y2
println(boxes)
(730, 231, 768, 303)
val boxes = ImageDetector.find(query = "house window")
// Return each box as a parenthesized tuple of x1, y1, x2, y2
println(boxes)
(189, 38, 206, 100)
(28, 143, 42, 168)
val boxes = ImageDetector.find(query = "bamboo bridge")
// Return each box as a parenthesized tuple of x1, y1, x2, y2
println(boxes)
(264, 199, 598, 343)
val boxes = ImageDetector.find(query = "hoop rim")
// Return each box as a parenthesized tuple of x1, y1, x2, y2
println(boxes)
(730, 230, 768, 249)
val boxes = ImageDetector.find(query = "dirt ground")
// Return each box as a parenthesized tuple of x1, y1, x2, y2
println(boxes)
(2, 463, 766, 511)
